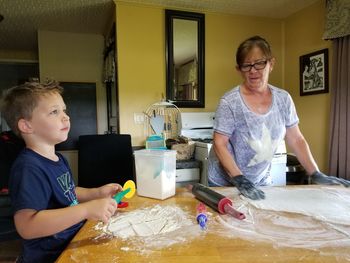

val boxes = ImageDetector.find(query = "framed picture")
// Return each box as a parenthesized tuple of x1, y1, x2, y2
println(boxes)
(299, 48, 329, 96)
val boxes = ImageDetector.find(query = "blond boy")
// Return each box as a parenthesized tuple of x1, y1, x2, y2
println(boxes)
(1, 80, 121, 262)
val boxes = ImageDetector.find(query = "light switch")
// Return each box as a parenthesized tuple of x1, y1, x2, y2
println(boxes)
(134, 113, 145, 124)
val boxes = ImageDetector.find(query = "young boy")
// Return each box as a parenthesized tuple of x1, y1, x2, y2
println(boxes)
(1, 80, 122, 263)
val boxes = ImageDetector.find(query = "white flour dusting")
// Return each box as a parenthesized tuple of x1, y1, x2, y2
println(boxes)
(94, 204, 201, 254)
(242, 187, 350, 225)
(107, 204, 191, 237)
(86, 187, 350, 260)
(211, 187, 350, 260)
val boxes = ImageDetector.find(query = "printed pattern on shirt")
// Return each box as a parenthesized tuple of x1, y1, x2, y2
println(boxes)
(208, 85, 299, 186)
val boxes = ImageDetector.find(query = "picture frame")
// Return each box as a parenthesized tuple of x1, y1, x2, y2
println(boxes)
(299, 48, 329, 96)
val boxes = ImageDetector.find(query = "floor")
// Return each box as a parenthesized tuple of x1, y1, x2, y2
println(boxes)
(0, 239, 21, 263)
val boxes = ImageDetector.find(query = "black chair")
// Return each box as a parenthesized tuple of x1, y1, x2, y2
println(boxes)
(78, 134, 135, 188)
(0, 131, 24, 242)
(0, 195, 20, 242)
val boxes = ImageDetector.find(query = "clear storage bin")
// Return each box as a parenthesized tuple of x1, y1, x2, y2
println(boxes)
(134, 149, 177, 200)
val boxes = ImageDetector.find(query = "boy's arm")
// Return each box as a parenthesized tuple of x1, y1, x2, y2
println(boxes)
(76, 183, 122, 202)
(14, 197, 117, 239)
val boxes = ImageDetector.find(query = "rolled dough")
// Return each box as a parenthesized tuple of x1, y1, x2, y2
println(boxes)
(242, 187, 350, 225)
(215, 186, 350, 251)
(104, 204, 193, 238)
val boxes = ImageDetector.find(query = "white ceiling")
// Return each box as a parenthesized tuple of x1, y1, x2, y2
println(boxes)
(0, 0, 320, 52)
(0, 0, 115, 51)
(123, 0, 320, 18)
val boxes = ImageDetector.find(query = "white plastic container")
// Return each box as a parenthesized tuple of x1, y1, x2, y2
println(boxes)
(134, 149, 177, 200)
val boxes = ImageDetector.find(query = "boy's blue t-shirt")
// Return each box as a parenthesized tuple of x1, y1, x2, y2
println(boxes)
(9, 148, 84, 263)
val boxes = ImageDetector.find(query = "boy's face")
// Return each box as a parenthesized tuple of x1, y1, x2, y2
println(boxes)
(27, 92, 70, 146)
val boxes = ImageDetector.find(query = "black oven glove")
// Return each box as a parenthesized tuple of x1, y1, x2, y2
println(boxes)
(309, 171, 350, 187)
(229, 175, 265, 200)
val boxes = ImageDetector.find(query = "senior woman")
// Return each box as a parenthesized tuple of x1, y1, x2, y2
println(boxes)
(208, 35, 349, 200)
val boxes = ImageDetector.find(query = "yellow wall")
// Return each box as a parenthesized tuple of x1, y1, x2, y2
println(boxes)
(116, 3, 166, 145)
(116, 0, 330, 171)
(0, 49, 38, 61)
(284, 0, 330, 172)
(205, 13, 283, 108)
(38, 30, 107, 134)
(116, 2, 284, 146)
(1, 1, 329, 171)
(38, 30, 107, 182)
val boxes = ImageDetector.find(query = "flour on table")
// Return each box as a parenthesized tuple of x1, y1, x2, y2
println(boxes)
(213, 186, 350, 255)
(95, 204, 201, 253)
(242, 187, 350, 225)
(104, 204, 193, 238)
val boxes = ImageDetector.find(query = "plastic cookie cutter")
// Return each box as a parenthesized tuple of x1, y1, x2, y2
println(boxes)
(196, 202, 208, 230)
(113, 180, 136, 207)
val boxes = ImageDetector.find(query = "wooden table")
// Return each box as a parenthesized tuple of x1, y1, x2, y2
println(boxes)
(56, 187, 349, 263)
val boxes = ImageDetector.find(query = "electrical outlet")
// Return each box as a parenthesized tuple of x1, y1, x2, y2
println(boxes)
(134, 113, 145, 124)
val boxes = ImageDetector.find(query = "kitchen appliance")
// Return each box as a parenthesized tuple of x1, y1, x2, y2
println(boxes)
(176, 159, 201, 187)
(180, 112, 287, 186)
(172, 112, 214, 187)
(180, 112, 215, 186)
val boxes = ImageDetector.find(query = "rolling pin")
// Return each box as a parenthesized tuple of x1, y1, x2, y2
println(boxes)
(188, 183, 245, 220)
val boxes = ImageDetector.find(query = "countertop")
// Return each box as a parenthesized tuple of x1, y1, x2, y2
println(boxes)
(56, 186, 350, 263)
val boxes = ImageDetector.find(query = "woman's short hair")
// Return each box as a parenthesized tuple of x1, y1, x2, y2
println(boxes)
(236, 35, 273, 66)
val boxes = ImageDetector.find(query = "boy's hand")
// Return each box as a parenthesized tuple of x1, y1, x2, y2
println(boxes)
(85, 198, 118, 224)
(98, 183, 123, 198)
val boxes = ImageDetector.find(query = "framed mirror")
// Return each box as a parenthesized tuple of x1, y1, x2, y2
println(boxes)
(165, 10, 205, 108)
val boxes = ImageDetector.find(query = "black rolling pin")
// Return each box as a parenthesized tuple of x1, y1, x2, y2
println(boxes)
(188, 183, 245, 220)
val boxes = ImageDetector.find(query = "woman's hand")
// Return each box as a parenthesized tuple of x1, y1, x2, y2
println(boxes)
(310, 171, 350, 187)
(229, 175, 265, 200)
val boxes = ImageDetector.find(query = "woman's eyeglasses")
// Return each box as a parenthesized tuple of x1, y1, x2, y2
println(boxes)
(240, 60, 268, 72)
